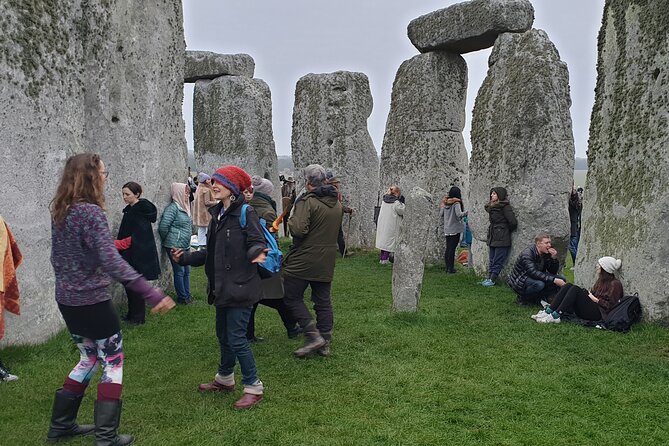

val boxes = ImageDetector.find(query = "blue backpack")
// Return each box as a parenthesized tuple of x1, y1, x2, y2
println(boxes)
(239, 204, 282, 278)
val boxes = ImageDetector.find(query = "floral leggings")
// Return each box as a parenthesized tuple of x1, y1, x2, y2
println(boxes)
(66, 332, 124, 399)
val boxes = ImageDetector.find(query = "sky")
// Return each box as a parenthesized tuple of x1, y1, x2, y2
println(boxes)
(182, 0, 605, 159)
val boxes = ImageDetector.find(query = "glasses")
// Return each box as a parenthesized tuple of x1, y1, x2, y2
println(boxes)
(100, 171, 109, 179)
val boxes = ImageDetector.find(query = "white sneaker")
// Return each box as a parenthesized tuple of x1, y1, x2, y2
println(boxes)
(537, 313, 561, 324)
(530, 310, 549, 320)
(540, 300, 549, 309)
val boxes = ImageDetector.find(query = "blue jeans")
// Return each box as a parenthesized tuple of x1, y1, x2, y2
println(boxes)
(569, 235, 580, 263)
(166, 248, 191, 301)
(216, 306, 258, 386)
(523, 278, 546, 295)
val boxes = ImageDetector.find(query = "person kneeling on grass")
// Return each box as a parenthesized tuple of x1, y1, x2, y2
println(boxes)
(172, 165, 266, 410)
(507, 233, 567, 305)
(532, 256, 623, 324)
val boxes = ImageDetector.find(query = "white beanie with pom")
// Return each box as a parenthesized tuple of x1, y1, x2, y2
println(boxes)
(598, 256, 622, 274)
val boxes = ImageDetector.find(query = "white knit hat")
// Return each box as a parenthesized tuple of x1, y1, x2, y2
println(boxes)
(598, 256, 622, 274)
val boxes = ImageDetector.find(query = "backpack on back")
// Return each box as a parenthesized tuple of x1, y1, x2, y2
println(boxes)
(239, 203, 283, 279)
(603, 294, 641, 332)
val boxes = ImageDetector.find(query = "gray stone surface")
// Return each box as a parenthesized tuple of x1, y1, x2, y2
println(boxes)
(380, 52, 469, 263)
(291, 71, 379, 248)
(184, 51, 254, 82)
(575, 2, 669, 321)
(392, 186, 434, 312)
(408, 0, 534, 54)
(0, 1, 187, 346)
(193, 76, 281, 205)
(468, 29, 574, 279)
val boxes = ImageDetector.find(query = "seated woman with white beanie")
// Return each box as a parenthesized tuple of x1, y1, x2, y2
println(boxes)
(532, 256, 623, 324)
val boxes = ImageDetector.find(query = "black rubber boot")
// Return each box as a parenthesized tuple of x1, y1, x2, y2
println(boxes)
(94, 400, 134, 446)
(46, 389, 95, 442)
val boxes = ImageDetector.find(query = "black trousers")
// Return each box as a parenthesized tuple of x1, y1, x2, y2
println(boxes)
(125, 286, 145, 324)
(283, 276, 333, 340)
(246, 298, 296, 339)
(337, 227, 345, 256)
(551, 283, 601, 320)
(444, 234, 460, 272)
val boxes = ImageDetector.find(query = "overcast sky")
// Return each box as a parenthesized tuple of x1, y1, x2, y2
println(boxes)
(182, 0, 605, 159)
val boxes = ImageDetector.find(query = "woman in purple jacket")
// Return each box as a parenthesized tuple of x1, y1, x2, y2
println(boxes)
(47, 153, 174, 446)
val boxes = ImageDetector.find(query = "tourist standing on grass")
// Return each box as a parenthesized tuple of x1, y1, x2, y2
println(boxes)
(326, 172, 354, 256)
(507, 233, 567, 305)
(0, 214, 22, 382)
(116, 182, 161, 325)
(283, 164, 343, 357)
(568, 186, 582, 264)
(172, 166, 266, 410)
(375, 186, 405, 265)
(47, 153, 174, 445)
(281, 174, 297, 237)
(532, 257, 623, 324)
(481, 187, 517, 286)
(245, 176, 300, 342)
(192, 173, 217, 249)
(159, 183, 193, 305)
(440, 186, 467, 273)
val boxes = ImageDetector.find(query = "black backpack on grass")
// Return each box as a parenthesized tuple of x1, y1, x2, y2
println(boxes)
(603, 294, 641, 332)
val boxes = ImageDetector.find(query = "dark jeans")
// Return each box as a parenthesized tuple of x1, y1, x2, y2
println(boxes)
(518, 275, 566, 305)
(247, 298, 297, 339)
(488, 246, 511, 278)
(124, 286, 145, 324)
(444, 234, 460, 272)
(215, 306, 258, 386)
(166, 248, 191, 301)
(569, 235, 580, 263)
(283, 276, 333, 340)
(551, 283, 601, 320)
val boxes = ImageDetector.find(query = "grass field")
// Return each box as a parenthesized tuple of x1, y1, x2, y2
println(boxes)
(1, 246, 668, 445)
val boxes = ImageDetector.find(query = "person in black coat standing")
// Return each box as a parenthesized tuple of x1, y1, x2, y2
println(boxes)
(481, 187, 517, 286)
(116, 182, 161, 325)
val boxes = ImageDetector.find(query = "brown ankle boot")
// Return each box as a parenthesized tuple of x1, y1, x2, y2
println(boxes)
(293, 330, 326, 358)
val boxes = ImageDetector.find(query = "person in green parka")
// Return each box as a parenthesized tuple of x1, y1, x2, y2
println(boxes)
(283, 164, 343, 358)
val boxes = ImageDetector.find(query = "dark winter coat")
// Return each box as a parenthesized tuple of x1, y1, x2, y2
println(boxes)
(484, 187, 517, 247)
(179, 199, 266, 307)
(117, 198, 161, 280)
(568, 191, 582, 237)
(283, 185, 343, 282)
(507, 245, 561, 294)
(250, 193, 277, 228)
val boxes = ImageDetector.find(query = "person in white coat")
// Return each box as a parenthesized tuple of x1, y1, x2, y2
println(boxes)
(375, 186, 405, 264)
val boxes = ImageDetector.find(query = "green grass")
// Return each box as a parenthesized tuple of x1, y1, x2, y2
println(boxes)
(1, 246, 668, 445)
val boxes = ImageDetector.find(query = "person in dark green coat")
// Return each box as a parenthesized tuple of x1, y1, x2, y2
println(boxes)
(283, 164, 343, 358)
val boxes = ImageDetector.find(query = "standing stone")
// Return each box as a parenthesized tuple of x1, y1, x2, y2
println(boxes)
(468, 29, 574, 279)
(576, 1, 669, 321)
(392, 186, 434, 312)
(291, 71, 379, 248)
(184, 51, 255, 82)
(408, 0, 535, 54)
(0, 1, 187, 346)
(193, 76, 281, 205)
(380, 52, 469, 263)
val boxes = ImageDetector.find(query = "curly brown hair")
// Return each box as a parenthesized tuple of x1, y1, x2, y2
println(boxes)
(50, 153, 106, 227)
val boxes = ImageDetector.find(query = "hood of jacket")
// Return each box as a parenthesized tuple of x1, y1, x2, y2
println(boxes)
(383, 194, 399, 204)
(253, 191, 277, 211)
(305, 185, 339, 208)
(123, 198, 157, 223)
(491, 187, 508, 202)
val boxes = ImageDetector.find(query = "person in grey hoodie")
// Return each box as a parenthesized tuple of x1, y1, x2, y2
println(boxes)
(439, 186, 467, 273)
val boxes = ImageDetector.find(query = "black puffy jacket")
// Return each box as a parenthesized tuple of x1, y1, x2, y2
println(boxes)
(507, 245, 560, 294)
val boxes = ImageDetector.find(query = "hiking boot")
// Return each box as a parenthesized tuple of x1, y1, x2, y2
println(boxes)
(286, 324, 302, 339)
(317, 341, 331, 357)
(294, 330, 326, 358)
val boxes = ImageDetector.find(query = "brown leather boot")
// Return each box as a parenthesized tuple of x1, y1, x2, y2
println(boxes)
(293, 330, 326, 358)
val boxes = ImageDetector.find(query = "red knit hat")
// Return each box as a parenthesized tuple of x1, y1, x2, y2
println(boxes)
(211, 165, 252, 196)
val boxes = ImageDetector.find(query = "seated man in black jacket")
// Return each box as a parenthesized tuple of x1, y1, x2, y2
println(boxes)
(507, 233, 567, 305)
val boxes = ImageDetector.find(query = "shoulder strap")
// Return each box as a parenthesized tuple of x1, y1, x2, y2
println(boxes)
(239, 203, 249, 228)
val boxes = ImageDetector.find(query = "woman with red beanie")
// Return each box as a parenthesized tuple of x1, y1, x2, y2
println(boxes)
(172, 165, 267, 409)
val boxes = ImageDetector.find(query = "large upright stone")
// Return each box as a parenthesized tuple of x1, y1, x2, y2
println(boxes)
(576, 1, 669, 321)
(0, 1, 187, 346)
(184, 51, 255, 82)
(291, 71, 379, 248)
(468, 29, 574, 278)
(380, 52, 469, 263)
(193, 76, 281, 204)
(408, 0, 534, 54)
(392, 186, 434, 312)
